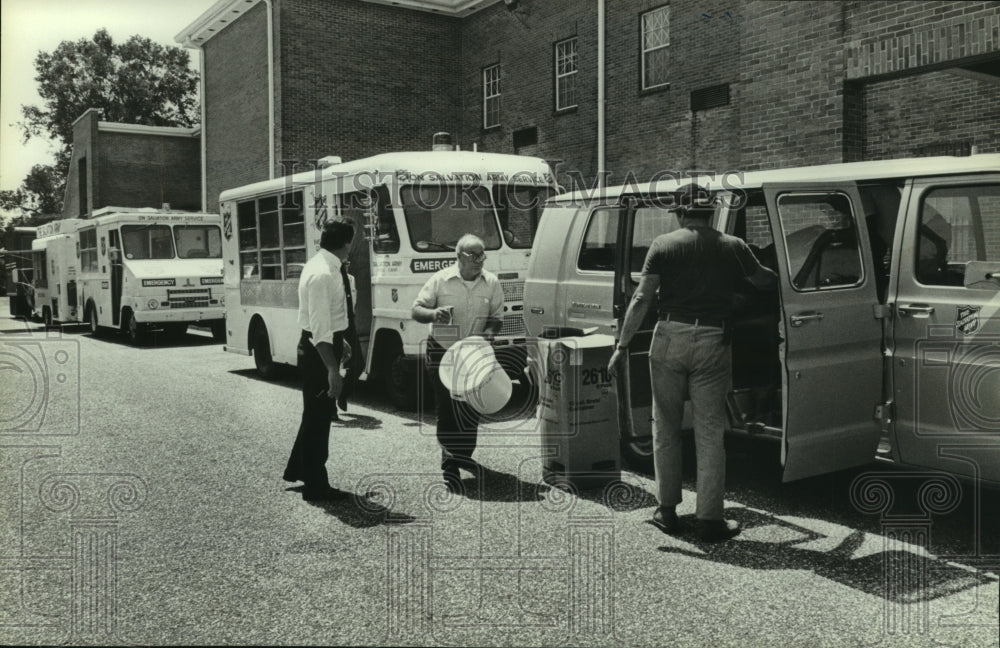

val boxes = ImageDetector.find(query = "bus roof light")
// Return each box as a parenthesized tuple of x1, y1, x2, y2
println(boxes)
(432, 132, 453, 151)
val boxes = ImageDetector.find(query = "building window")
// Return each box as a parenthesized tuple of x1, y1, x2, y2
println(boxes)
(641, 5, 670, 90)
(555, 37, 578, 111)
(79, 228, 98, 272)
(483, 64, 501, 129)
(237, 191, 304, 280)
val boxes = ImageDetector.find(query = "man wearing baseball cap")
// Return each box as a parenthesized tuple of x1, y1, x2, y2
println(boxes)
(608, 183, 777, 541)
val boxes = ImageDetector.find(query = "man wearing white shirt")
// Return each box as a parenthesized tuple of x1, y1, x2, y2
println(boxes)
(283, 219, 354, 502)
(411, 233, 504, 493)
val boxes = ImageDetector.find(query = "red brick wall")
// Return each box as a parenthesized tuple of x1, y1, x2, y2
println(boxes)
(62, 109, 100, 218)
(276, 0, 461, 171)
(96, 132, 201, 211)
(203, 1, 271, 210)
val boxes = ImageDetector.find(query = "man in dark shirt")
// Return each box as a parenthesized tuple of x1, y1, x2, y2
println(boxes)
(608, 184, 776, 542)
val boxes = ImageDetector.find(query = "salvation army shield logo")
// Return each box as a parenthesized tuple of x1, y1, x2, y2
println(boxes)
(957, 305, 981, 335)
(222, 206, 233, 240)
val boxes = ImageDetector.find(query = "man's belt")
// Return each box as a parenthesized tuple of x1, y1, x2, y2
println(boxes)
(660, 313, 725, 329)
(301, 329, 312, 340)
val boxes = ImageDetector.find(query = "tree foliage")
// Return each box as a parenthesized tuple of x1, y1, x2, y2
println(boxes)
(5, 29, 199, 222)
(0, 165, 64, 220)
(19, 28, 199, 151)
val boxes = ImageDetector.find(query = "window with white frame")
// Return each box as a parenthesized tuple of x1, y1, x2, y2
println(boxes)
(79, 228, 98, 272)
(236, 191, 305, 280)
(641, 5, 670, 90)
(555, 37, 578, 111)
(483, 64, 501, 128)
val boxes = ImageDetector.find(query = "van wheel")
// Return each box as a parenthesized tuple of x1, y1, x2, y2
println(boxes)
(252, 324, 277, 379)
(210, 320, 226, 342)
(122, 309, 147, 346)
(621, 437, 654, 474)
(87, 303, 101, 337)
(42, 307, 53, 329)
(383, 348, 418, 411)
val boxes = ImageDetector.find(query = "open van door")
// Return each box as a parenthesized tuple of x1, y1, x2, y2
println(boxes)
(763, 182, 883, 481)
(612, 196, 688, 470)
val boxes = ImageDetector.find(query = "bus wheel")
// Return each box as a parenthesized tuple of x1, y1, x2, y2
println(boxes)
(252, 324, 277, 379)
(87, 303, 102, 337)
(383, 349, 418, 411)
(122, 309, 147, 346)
(42, 307, 53, 329)
(210, 320, 227, 342)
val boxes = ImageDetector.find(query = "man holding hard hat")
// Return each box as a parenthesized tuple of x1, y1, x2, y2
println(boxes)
(412, 233, 505, 493)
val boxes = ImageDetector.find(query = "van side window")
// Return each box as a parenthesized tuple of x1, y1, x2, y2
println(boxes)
(776, 192, 863, 291)
(631, 206, 681, 273)
(79, 228, 98, 272)
(915, 184, 1000, 288)
(578, 207, 619, 271)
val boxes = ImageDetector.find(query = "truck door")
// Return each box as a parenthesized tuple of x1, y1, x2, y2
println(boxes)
(109, 229, 123, 325)
(763, 182, 883, 481)
(891, 175, 1000, 483)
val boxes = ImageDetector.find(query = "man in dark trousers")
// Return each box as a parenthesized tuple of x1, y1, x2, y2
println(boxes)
(283, 219, 355, 502)
(608, 185, 776, 542)
(411, 233, 504, 494)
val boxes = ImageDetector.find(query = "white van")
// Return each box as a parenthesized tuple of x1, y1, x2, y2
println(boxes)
(524, 155, 1000, 484)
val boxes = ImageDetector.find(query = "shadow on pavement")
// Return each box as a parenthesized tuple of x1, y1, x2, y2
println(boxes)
(656, 507, 995, 604)
(286, 485, 417, 527)
(458, 464, 546, 503)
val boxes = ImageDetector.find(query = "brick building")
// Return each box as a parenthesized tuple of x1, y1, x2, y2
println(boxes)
(176, 0, 1000, 210)
(62, 108, 202, 218)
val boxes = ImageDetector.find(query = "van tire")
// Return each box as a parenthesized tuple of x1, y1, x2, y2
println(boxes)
(252, 323, 277, 380)
(122, 309, 147, 346)
(621, 438, 654, 474)
(383, 347, 418, 411)
(87, 303, 102, 337)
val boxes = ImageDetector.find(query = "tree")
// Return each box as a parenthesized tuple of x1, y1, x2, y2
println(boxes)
(0, 164, 64, 221)
(9, 28, 200, 217)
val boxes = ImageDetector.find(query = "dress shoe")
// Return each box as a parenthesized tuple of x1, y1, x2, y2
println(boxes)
(303, 485, 349, 502)
(697, 519, 741, 542)
(650, 506, 679, 534)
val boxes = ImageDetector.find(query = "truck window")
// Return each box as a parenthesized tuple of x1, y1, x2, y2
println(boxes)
(578, 207, 619, 271)
(915, 184, 1000, 287)
(493, 185, 554, 249)
(776, 192, 863, 291)
(343, 187, 398, 254)
(400, 184, 501, 252)
(80, 228, 99, 270)
(236, 191, 304, 280)
(122, 225, 174, 260)
(175, 225, 223, 259)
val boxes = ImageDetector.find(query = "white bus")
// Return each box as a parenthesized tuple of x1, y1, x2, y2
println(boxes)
(32, 207, 226, 344)
(219, 145, 557, 409)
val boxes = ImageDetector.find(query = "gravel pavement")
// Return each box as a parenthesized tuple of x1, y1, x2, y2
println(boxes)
(1, 316, 997, 647)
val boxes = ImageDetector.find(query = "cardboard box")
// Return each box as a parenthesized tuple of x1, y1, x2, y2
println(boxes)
(535, 334, 621, 490)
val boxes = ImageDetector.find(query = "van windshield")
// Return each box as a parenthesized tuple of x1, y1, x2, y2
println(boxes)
(122, 225, 175, 260)
(175, 225, 223, 259)
(493, 184, 554, 249)
(400, 184, 501, 252)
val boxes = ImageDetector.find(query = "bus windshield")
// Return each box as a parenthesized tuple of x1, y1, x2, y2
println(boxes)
(175, 225, 223, 259)
(122, 225, 175, 260)
(400, 184, 502, 252)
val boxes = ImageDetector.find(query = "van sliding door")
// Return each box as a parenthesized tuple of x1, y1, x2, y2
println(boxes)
(764, 182, 883, 481)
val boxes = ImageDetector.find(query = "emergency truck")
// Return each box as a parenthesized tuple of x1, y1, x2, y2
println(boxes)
(31, 207, 226, 344)
(524, 154, 1000, 484)
(219, 139, 557, 409)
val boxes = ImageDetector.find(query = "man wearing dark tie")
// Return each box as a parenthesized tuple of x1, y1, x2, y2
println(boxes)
(282, 219, 355, 502)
